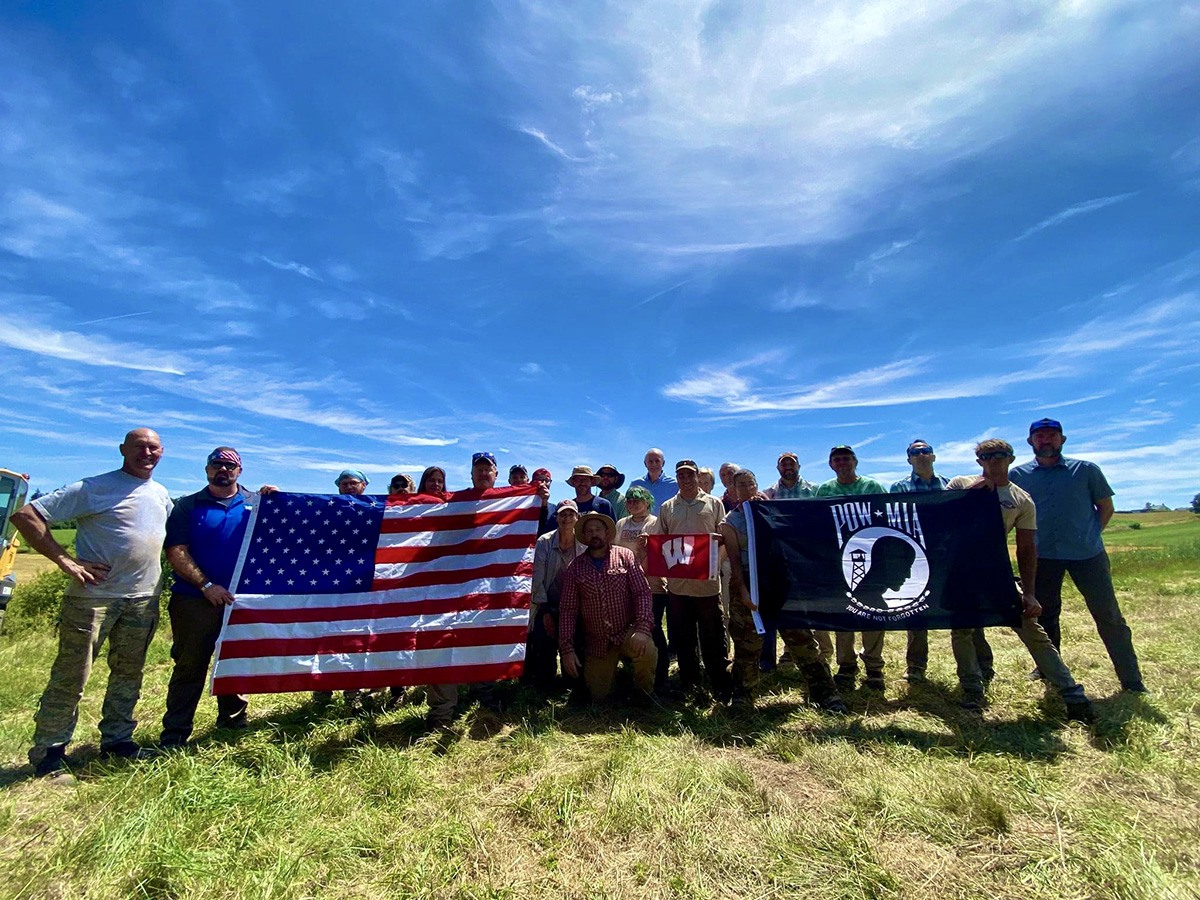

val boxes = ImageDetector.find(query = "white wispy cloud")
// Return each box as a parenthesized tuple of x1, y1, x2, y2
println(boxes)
(259, 256, 323, 281)
(0, 317, 187, 375)
(518, 126, 585, 162)
(1014, 192, 1138, 241)
(487, 1, 1181, 256)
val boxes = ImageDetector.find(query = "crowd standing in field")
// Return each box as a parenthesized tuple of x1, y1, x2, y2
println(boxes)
(11, 417, 1146, 784)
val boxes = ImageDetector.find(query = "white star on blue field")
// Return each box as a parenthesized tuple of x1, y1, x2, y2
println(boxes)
(2, 3, 1198, 508)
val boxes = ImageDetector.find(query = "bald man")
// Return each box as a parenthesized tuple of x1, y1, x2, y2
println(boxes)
(12, 428, 174, 781)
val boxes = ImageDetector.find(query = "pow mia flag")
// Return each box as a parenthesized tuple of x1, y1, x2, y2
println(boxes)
(746, 489, 1021, 632)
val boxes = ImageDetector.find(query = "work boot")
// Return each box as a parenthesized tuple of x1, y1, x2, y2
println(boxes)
(1065, 699, 1097, 724)
(33, 746, 77, 785)
(100, 740, 161, 761)
(803, 661, 849, 714)
(834, 667, 856, 690)
(959, 690, 985, 712)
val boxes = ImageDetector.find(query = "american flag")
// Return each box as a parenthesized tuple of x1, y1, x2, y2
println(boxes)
(210, 486, 540, 695)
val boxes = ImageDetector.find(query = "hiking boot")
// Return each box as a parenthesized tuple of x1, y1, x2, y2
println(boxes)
(99, 740, 160, 761)
(959, 691, 985, 712)
(1065, 699, 1096, 724)
(1121, 682, 1149, 695)
(905, 669, 926, 684)
(803, 662, 848, 714)
(833, 668, 856, 689)
(34, 747, 77, 785)
(863, 672, 886, 692)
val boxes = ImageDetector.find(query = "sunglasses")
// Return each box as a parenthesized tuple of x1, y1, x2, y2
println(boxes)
(908, 447, 934, 456)
(472, 452, 496, 464)
(977, 451, 1012, 461)
(208, 460, 239, 471)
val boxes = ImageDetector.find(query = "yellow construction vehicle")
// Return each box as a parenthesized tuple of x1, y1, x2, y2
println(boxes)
(1, 468, 31, 633)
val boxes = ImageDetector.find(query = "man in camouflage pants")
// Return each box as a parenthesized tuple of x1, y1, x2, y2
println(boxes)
(12, 428, 174, 781)
(720, 469, 847, 713)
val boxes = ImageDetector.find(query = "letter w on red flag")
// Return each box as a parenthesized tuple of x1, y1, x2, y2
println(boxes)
(210, 486, 540, 695)
(644, 533, 719, 580)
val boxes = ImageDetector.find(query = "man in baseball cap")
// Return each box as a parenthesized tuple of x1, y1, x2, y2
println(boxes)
(1010, 417, 1146, 693)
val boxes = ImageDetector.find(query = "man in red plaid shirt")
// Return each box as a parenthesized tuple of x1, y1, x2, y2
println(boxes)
(558, 512, 658, 702)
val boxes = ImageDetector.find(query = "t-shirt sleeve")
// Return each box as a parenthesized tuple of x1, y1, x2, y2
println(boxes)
(1015, 495, 1037, 531)
(31, 480, 96, 525)
(946, 475, 976, 490)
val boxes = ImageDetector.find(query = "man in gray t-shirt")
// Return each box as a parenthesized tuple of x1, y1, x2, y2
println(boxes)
(12, 428, 173, 780)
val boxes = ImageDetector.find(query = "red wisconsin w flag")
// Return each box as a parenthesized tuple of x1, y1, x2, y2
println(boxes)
(644, 533, 719, 580)
(209, 486, 540, 695)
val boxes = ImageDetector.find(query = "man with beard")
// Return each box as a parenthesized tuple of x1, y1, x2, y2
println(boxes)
(159, 448, 256, 747)
(559, 512, 657, 702)
(1010, 419, 1146, 692)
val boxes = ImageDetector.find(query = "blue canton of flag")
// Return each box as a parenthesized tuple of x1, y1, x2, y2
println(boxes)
(235, 494, 385, 594)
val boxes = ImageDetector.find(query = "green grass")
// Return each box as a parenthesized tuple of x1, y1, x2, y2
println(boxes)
(14, 527, 75, 554)
(0, 516, 1197, 898)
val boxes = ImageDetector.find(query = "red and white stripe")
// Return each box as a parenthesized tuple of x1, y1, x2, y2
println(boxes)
(211, 487, 541, 695)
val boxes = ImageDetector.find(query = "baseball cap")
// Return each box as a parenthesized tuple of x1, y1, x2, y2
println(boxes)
(1028, 418, 1063, 434)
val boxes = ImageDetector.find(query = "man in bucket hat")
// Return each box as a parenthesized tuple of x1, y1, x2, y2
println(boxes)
(558, 512, 657, 702)
(554, 465, 615, 526)
(595, 464, 628, 521)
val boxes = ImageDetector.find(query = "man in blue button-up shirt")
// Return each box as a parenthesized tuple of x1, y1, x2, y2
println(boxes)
(1010, 418, 1146, 692)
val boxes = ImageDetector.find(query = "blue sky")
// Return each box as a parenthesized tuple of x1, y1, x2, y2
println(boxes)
(2, 2, 1198, 508)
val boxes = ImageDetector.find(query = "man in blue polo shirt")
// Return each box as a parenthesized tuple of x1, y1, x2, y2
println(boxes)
(1010, 418, 1146, 693)
(159, 447, 256, 746)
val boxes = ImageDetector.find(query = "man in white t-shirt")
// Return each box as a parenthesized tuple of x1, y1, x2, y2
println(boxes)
(12, 428, 174, 780)
(946, 438, 1094, 722)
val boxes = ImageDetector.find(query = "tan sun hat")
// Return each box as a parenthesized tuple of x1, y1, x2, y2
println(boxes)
(566, 465, 600, 487)
(574, 511, 616, 544)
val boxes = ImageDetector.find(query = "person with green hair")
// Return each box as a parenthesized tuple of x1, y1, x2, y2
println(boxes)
(614, 485, 669, 694)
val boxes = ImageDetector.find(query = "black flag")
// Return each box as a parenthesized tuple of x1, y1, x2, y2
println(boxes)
(747, 489, 1021, 631)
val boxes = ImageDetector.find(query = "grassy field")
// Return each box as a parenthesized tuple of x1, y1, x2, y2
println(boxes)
(0, 515, 1197, 898)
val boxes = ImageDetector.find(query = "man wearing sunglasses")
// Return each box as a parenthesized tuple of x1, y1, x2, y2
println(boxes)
(890, 441, 992, 686)
(160, 447, 258, 747)
(1010, 418, 1146, 693)
(947, 439, 1095, 721)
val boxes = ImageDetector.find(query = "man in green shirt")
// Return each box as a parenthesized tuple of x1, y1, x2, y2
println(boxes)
(815, 445, 888, 497)
(815, 445, 888, 690)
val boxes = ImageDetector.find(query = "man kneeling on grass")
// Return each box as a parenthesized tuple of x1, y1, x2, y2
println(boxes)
(558, 512, 658, 703)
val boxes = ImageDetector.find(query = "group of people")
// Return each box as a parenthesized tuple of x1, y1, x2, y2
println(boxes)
(11, 417, 1145, 784)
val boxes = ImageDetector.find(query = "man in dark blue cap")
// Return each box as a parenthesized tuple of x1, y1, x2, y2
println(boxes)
(1010, 418, 1146, 693)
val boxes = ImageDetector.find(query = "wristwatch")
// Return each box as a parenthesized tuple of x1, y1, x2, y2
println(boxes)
(201, 581, 214, 591)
